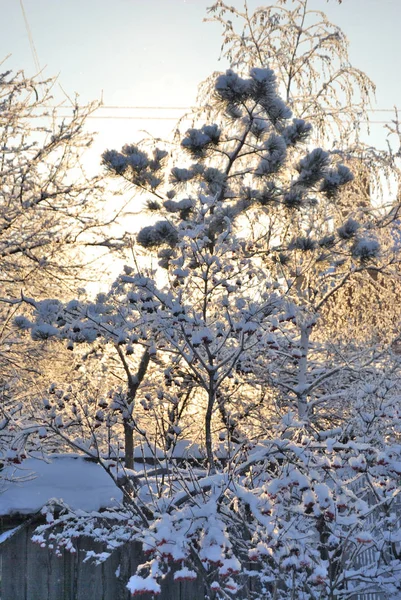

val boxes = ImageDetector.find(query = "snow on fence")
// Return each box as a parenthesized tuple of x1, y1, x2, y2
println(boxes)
(0, 519, 395, 600)
(0, 454, 208, 599)
(0, 522, 206, 600)
(1, 456, 401, 599)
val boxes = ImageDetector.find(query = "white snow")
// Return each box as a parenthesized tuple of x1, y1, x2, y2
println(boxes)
(0, 454, 123, 515)
(126, 575, 161, 595)
(219, 556, 241, 576)
(173, 567, 197, 581)
(0, 525, 21, 544)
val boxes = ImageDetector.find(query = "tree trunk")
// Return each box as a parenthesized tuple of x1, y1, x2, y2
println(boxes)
(297, 325, 310, 420)
(124, 420, 134, 469)
(205, 391, 216, 474)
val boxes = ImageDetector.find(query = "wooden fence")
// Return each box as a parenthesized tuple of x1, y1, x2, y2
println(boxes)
(0, 522, 205, 600)
(0, 518, 397, 600)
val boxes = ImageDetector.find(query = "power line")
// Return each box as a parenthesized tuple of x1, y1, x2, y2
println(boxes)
(82, 116, 184, 121)
(30, 114, 188, 121)
(39, 105, 401, 112)
(86, 106, 189, 111)
(34, 114, 399, 124)
(32, 105, 401, 126)
(366, 108, 401, 113)
(41, 105, 191, 110)
(28, 103, 401, 125)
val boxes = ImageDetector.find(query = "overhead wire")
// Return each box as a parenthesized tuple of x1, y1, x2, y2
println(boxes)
(33, 105, 401, 124)
(14, 2, 401, 128)
(41, 105, 190, 111)
(38, 105, 401, 112)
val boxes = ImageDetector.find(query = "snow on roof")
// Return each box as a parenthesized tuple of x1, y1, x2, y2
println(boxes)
(0, 454, 123, 516)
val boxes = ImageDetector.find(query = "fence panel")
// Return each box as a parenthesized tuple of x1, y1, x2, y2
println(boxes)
(0, 524, 207, 600)
(4, 519, 397, 600)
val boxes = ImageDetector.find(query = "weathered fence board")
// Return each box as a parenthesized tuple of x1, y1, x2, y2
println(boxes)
(180, 574, 206, 600)
(26, 529, 51, 600)
(1, 523, 28, 599)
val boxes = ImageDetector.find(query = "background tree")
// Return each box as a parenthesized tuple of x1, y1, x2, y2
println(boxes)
(0, 66, 128, 464)
(204, 0, 401, 348)
(205, 0, 373, 146)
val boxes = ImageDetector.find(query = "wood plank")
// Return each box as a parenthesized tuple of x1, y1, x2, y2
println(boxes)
(1, 524, 28, 599)
(102, 547, 124, 600)
(115, 545, 132, 600)
(64, 543, 77, 600)
(75, 538, 105, 600)
(47, 544, 66, 600)
(180, 573, 205, 600)
(127, 542, 159, 600)
(26, 525, 50, 600)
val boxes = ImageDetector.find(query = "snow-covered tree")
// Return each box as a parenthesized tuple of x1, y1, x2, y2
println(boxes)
(204, 0, 401, 348)
(0, 66, 128, 466)
(98, 61, 399, 431)
(205, 0, 373, 146)
(10, 63, 401, 599)
(0, 69, 115, 291)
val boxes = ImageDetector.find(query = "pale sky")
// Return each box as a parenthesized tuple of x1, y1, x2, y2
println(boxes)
(3, 0, 401, 162)
(3, 0, 399, 290)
